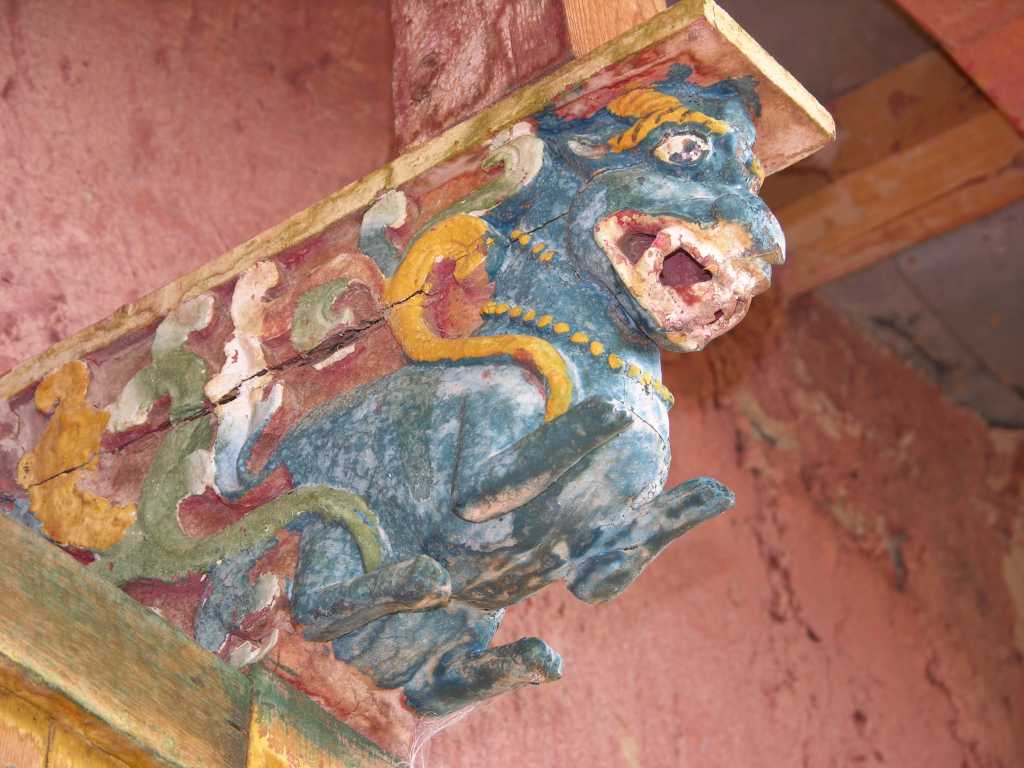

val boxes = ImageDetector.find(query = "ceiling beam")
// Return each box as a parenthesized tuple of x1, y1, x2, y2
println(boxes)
(889, 0, 1024, 133)
(766, 50, 1024, 298)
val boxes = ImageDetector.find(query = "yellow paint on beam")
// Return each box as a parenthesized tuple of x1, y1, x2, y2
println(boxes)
(0, 689, 50, 768)
(15, 361, 136, 550)
(48, 725, 129, 768)
(384, 215, 572, 421)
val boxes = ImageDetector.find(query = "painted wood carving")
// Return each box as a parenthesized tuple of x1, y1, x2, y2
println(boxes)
(0, 2, 832, 743)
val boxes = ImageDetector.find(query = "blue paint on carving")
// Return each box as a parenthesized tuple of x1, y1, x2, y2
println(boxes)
(216, 68, 780, 716)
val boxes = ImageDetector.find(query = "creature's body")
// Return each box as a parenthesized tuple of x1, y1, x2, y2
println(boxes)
(254, 66, 785, 715)
(92, 66, 785, 716)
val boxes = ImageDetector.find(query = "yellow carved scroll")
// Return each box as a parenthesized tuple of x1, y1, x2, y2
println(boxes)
(384, 214, 572, 421)
(16, 361, 136, 550)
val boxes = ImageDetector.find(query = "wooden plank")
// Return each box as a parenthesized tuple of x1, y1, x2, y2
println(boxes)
(891, 0, 1024, 133)
(391, 0, 571, 151)
(246, 669, 399, 768)
(48, 725, 129, 768)
(391, 0, 668, 152)
(563, 0, 667, 56)
(0, 514, 252, 768)
(763, 51, 1024, 297)
(0, 688, 50, 768)
(0, 0, 832, 402)
(761, 51, 991, 211)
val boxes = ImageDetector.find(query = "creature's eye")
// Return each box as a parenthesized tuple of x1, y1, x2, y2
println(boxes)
(654, 133, 711, 166)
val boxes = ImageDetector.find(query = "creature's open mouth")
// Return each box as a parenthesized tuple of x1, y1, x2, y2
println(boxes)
(619, 231, 713, 292)
(597, 211, 776, 351)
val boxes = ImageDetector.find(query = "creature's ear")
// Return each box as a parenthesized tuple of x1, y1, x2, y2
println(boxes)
(566, 135, 609, 159)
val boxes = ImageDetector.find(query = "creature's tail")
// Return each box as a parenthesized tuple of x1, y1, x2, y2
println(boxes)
(98, 484, 384, 585)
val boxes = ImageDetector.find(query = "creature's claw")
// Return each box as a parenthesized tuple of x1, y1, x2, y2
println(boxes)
(454, 396, 633, 523)
(405, 636, 563, 716)
(645, 475, 735, 529)
(566, 476, 734, 604)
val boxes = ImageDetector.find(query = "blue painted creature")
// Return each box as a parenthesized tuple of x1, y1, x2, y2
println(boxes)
(222, 65, 784, 716)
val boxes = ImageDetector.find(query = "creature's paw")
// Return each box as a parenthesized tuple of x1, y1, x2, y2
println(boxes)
(395, 554, 453, 607)
(566, 549, 648, 604)
(302, 555, 452, 642)
(504, 636, 565, 684)
(404, 636, 563, 716)
(647, 475, 734, 528)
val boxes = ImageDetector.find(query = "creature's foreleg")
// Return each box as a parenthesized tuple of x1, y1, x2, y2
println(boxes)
(404, 636, 563, 716)
(300, 554, 452, 641)
(567, 476, 733, 603)
(453, 396, 633, 523)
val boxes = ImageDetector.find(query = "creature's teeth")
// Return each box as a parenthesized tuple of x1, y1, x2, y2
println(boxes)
(607, 354, 624, 370)
(509, 306, 523, 318)
(523, 309, 536, 322)
(570, 332, 589, 344)
(537, 315, 553, 328)
(589, 341, 605, 356)
(553, 322, 571, 334)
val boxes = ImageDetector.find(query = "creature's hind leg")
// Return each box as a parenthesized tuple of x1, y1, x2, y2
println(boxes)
(404, 635, 563, 716)
(567, 476, 734, 603)
(292, 519, 452, 641)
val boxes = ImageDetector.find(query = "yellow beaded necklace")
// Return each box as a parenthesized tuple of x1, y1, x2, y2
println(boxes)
(482, 229, 675, 408)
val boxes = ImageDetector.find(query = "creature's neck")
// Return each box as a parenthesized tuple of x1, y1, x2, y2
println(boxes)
(479, 214, 672, 435)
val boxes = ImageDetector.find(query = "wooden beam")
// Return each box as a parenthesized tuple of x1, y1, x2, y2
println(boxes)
(765, 51, 1024, 298)
(0, 513, 252, 767)
(0, 514, 403, 767)
(391, 0, 670, 151)
(390, 0, 571, 151)
(563, 0, 667, 56)
(246, 669, 398, 768)
(0, 0, 832, 402)
(890, 0, 1024, 133)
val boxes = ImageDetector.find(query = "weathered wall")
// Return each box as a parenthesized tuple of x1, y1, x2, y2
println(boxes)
(0, 0, 394, 374)
(2, 3, 1021, 767)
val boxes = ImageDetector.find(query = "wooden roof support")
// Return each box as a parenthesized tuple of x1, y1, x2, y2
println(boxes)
(889, 0, 1024, 134)
(767, 50, 1024, 298)
(0, 514, 398, 767)
(0, 3, 831, 757)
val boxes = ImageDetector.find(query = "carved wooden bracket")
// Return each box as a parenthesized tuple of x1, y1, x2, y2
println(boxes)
(0, 0, 832, 749)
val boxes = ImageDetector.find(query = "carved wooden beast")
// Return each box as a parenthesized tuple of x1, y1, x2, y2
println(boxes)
(241, 65, 782, 715)
(10, 66, 785, 718)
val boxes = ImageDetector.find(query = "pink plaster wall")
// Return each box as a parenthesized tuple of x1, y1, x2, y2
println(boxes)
(0, 0, 394, 373)
(3, 4, 1022, 767)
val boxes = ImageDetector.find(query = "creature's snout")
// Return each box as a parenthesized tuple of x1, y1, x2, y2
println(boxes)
(596, 206, 783, 352)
